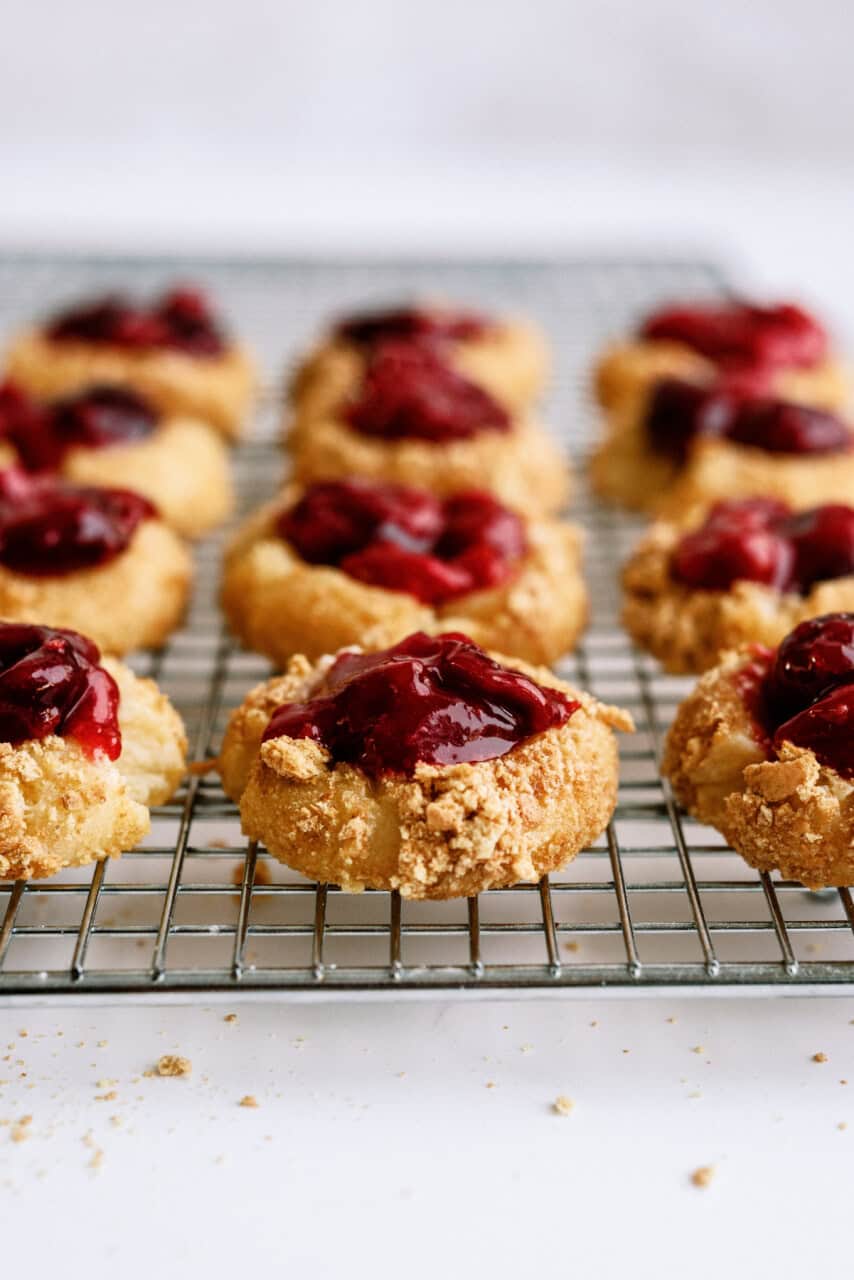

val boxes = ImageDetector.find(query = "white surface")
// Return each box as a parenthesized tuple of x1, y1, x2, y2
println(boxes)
(2, 997, 854, 1277)
(4, 4, 854, 1272)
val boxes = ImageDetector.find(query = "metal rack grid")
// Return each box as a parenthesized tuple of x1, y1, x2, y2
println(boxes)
(1, 253, 853, 1002)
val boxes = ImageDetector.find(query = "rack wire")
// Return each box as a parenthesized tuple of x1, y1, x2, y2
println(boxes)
(1, 254, 853, 1001)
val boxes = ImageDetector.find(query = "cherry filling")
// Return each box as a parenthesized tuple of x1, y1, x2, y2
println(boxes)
(0, 382, 158, 472)
(671, 499, 854, 596)
(262, 631, 576, 778)
(0, 622, 120, 759)
(640, 301, 828, 371)
(45, 286, 226, 357)
(278, 480, 526, 605)
(335, 305, 488, 347)
(738, 614, 854, 780)
(645, 378, 851, 462)
(345, 340, 511, 443)
(0, 468, 155, 577)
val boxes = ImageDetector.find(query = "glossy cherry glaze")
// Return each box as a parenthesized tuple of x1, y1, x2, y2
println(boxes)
(741, 614, 854, 780)
(45, 286, 226, 357)
(0, 622, 120, 758)
(0, 381, 158, 472)
(335, 305, 488, 347)
(644, 377, 851, 462)
(262, 631, 577, 778)
(640, 301, 828, 371)
(346, 340, 511, 443)
(671, 499, 854, 595)
(0, 467, 155, 577)
(278, 480, 526, 605)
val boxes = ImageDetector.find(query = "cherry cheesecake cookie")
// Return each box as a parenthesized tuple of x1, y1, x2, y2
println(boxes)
(592, 376, 854, 513)
(291, 302, 549, 420)
(285, 336, 570, 516)
(0, 623, 186, 880)
(222, 479, 587, 667)
(594, 298, 847, 415)
(623, 499, 854, 672)
(663, 613, 854, 888)
(5, 286, 256, 440)
(0, 467, 191, 654)
(0, 381, 232, 538)
(218, 631, 632, 899)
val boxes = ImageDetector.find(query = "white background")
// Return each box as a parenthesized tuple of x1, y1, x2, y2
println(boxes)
(2, 5, 854, 1276)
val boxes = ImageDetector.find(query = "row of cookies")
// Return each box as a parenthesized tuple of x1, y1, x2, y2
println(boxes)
(592, 296, 854, 886)
(0, 284, 259, 880)
(217, 301, 632, 898)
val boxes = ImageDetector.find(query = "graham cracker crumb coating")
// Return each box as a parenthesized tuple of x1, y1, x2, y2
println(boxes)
(219, 650, 633, 900)
(622, 516, 854, 673)
(0, 657, 186, 881)
(221, 489, 588, 667)
(662, 650, 854, 888)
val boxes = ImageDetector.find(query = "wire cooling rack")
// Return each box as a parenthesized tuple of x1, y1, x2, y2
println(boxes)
(1, 253, 853, 1003)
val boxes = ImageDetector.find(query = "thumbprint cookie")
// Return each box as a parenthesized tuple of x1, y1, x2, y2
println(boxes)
(286, 337, 570, 516)
(0, 467, 191, 654)
(594, 298, 847, 415)
(0, 381, 233, 538)
(291, 301, 549, 419)
(0, 622, 186, 880)
(218, 632, 632, 900)
(623, 499, 854, 673)
(221, 479, 587, 667)
(592, 377, 854, 513)
(5, 285, 256, 440)
(663, 613, 854, 888)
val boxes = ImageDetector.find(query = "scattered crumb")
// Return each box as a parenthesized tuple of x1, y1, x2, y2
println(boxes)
(589, 1020, 598, 1028)
(841, 1080, 849, 1086)
(88, 1148, 104, 1171)
(691, 1165, 715, 1189)
(95, 1091, 117, 1102)
(622, 1049, 630, 1055)
(520, 1044, 534, 1055)
(96, 1078, 117, 1089)
(666, 1017, 677, 1024)
(552, 1095, 574, 1117)
(485, 1081, 496, 1089)
(838, 1121, 848, 1131)
(563, 941, 580, 953)
(691, 1045, 705, 1055)
(396, 1071, 406, 1079)
(239, 1095, 259, 1109)
(10, 1115, 32, 1143)
(110, 1116, 122, 1128)
(232, 860, 272, 887)
(156, 1055, 192, 1078)
(18, 1030, 27, 1038)
(223, 1014, 238, 1024)
(813, 1052, 828, 1064)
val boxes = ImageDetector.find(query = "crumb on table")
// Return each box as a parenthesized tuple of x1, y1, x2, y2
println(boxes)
(691, 1165, 715, 1189)
(156, 1054, 192, 1078)
(239, 1094, 259, 1108)
(552, 1095, 574, 1117)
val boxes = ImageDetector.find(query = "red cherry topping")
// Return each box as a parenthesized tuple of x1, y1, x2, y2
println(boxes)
(262, 631, 576, 778)
(0, 381, 158, 472)
(335, 305, 488, 346)
(644, 377, 851, 461)
(0, 622, 120, 759)
(346, 340, 511, 442)
(671, 500, 854, 596)
(0, 467, 155, 577)
(45, 286, 226, 357)
(278, 480, 526, 604)
(640, 301, 827, 371)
